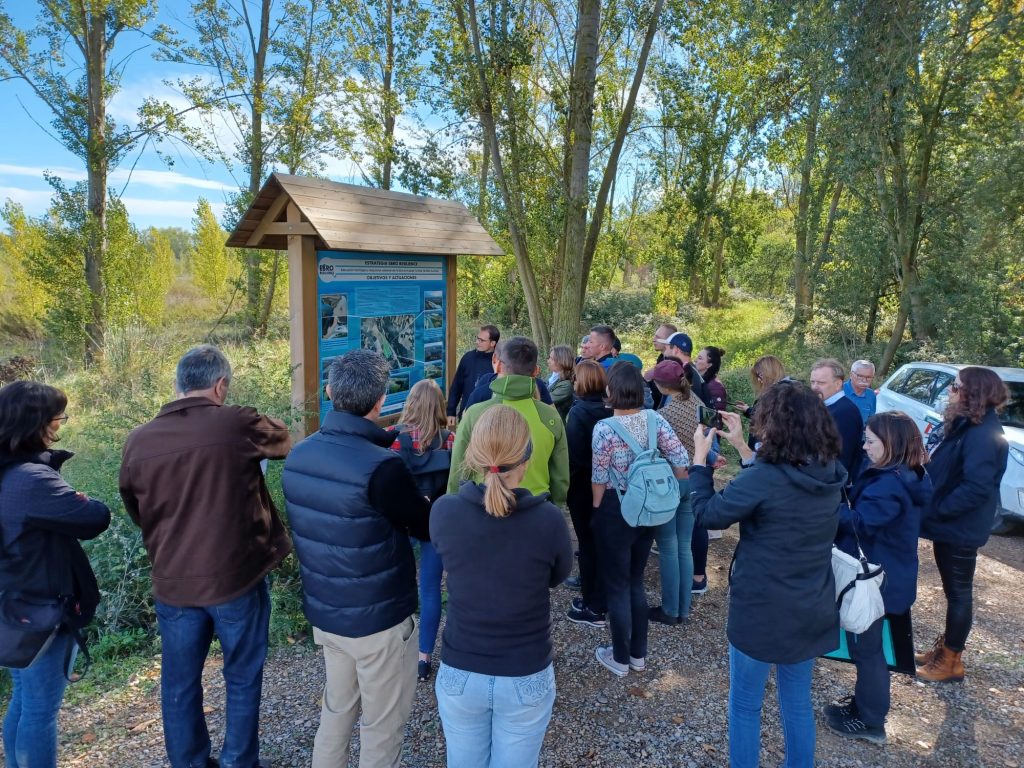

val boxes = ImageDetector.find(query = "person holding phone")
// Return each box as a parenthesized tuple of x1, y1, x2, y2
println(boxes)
(691, 381, 845, 768)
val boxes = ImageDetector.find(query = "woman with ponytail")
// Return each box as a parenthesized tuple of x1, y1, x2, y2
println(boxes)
(430, 405, 573, 767)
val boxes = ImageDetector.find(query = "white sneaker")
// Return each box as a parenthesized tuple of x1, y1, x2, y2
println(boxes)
(629, 656, 646, 672)
(595, 646, 628, 677)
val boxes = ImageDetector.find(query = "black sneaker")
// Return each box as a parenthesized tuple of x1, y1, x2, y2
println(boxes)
(648, 606, 682, 625)
(691, 578, 708, 595)
(566, 603, 607, 628)
(823, 695, 857, 721)
(824, 708, 886, 745)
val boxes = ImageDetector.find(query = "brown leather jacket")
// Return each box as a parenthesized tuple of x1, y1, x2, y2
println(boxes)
(119, 396, 292, 607)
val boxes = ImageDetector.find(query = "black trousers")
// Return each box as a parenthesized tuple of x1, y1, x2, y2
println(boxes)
(933, 541, 978, 651)
(567, 487, 606, 613)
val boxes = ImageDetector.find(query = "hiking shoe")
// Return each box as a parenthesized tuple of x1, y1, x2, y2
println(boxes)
(567, 603, 607, 628)
(595, 646, 628, 677)
(648, 606, 682, 625)
(629, 656, 646, 672)
(564, 575, 582, 590)
(824, 709, 886, 744)
(691, 578, 708, 595)
(823, 695, 857, 721)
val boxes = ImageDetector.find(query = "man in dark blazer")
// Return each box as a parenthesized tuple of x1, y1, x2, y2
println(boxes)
(810, 358, 864, 483)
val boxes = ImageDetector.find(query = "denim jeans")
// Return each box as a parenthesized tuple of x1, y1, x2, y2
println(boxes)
(655, 479, 694, 619)
(691, 519, 709, 579)
(414, 538, 444, 656)
(155, 579, 270, 768)
(2, 633, 72, 768)
(933, 542, 978, 651)
(728, 644, 816, 768)
(567, 489, 605, 612)
(846, 617, 888, 727)
(435, 662, 555, 768)
(592, 492, 656, 664)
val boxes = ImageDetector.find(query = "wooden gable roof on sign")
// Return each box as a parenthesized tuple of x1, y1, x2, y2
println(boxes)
(226, 172, 505, 256)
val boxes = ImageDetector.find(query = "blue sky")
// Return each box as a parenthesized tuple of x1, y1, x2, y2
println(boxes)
(0, 2, 367, 231)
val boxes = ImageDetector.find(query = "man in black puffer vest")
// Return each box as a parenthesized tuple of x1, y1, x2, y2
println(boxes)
(283, 349, 430, 768)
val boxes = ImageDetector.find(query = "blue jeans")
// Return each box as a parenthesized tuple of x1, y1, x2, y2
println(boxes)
(435, 662, 555, 768)
(728, 644, 816, 768)
(847, 617, 889, 727)
(3, 634, 72, 768)
(414, 538, 443, 656)
(592, 492, 656, 664)
(654, 479, 694, 619)
(155, 580, 270, 768)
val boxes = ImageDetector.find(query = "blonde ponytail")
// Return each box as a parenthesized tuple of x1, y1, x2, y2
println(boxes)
(462, 405, 532, 518)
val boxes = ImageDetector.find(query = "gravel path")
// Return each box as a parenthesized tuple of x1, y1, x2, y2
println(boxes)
(25, 528, 1024, 767)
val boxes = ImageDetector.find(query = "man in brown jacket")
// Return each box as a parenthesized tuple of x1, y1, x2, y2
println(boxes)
(120, 344, 291, 768)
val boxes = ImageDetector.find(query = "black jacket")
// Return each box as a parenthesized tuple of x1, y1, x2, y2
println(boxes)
(430, 482, 572, 676)
(283, 410, 430, 638)
(0, 451, 110, 627)
(463, 372, 553, 411)
(448, 349, 496, 417)
(921, 409, 1008, 548)
(828, 395, 865, 482)
(691, 458, 846, 664)
(565, 395, 608, 510)
(839, 462, 933, 614)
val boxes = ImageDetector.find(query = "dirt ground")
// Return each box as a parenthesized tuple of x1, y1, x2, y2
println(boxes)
(10, 529, 1024, 767)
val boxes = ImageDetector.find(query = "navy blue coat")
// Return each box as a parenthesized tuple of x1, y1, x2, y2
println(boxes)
(921, 409, 1008, 548)
(691, 459, 846, 664)
(448, 349, 497, 417)
(0, 451, 110, 624)
(565, 394, 608, 510)
(463, 372, 553, 411)
(282, 411, 419, 638)
(828, 395, 865, 483)
(838, 462, 933, 615)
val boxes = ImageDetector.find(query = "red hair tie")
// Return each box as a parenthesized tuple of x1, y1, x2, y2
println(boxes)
(489, 465, 501, 473)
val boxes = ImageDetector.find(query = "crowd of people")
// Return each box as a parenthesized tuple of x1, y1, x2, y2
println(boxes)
(0, 322, 1011, 768)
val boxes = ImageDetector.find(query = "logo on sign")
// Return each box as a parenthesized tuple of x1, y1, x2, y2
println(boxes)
(319, 263, 334, 275)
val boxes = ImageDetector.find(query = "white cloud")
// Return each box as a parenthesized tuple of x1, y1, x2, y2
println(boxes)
(0, 186, 54, 213)
(0, 162, 233, 193)
(120, 196, 225, 225)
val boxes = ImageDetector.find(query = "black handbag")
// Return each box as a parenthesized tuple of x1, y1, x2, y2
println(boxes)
(0, 590, 65, 669)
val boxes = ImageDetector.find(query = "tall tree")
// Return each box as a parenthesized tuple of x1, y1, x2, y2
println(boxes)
(0, 0, 197, 359)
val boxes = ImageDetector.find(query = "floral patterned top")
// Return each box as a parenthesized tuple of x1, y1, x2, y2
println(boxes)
(591, 410, 689, 491)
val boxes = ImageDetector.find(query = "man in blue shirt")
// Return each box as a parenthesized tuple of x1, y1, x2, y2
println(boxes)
(843, 359, 877, 425)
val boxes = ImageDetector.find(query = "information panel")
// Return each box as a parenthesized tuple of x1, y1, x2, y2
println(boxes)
(316, 252, 447, 419)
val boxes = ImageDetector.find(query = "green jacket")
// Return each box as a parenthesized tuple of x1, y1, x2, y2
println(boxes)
(446, 374, 570, 505)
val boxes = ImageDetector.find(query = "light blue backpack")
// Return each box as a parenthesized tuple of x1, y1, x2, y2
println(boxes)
(604, 412, 680, 527)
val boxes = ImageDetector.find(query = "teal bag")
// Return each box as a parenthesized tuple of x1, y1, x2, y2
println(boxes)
(604, 412, 680, 527)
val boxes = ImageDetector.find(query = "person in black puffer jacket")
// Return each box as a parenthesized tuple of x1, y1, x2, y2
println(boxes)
(825, 411, 933, 745)
(562, 360, 609, 628)
(692, 380, 845, 768)
(283, 350, 431, 768)
(0, 381, 110, 768)
(916, 366, 1009, 684)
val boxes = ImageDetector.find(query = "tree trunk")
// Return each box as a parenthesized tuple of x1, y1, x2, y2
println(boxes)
(551, 0, 601, 345)
(865, 283, 881, 344)
(454, 0, 549, 349)
(578, 0, 665, 311)
(792, 86, 822, 345)
(879, 287, 910, 376)
(84, 8, 109, 362)
(381, 0, 395, 190)
(249, 0, 272, 334)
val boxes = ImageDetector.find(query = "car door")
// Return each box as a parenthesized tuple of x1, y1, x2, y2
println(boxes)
(889, 368, 940, 432)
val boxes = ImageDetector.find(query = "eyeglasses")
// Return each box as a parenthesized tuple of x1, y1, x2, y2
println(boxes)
(476, 336, 492, 344)
(851, 372, 873, 381)
(52, 414, 69, 424)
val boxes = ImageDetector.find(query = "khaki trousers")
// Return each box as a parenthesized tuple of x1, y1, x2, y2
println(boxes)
(311, 616, 418, 768)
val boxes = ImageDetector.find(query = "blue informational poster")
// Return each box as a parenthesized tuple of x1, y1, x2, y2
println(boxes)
(316, 252, 447, 420)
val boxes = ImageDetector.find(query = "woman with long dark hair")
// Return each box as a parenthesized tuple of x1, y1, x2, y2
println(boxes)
(824, 411, 932, 744)
(430, 406, 572, 767)
(916, 366, 1009, 683)
(1, 381, 110, 768)
(692, 380, 845, 768)
(590, 363, 689, 677)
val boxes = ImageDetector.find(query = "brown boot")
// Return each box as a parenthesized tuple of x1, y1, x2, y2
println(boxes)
(915, 633, 945, 666)
(916, 645, 965, 683)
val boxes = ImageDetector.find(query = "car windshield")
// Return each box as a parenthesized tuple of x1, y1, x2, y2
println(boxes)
(1002, 382, 1024, 429)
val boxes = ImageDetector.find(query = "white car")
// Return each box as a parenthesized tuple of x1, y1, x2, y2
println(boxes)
(875, 362, 1024, 534)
